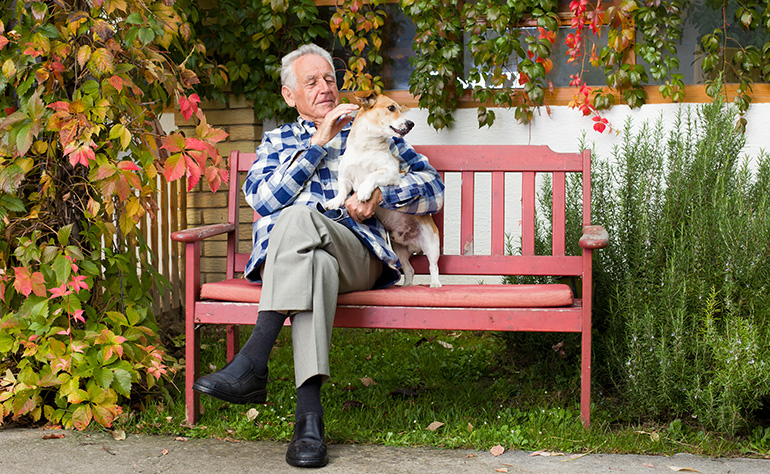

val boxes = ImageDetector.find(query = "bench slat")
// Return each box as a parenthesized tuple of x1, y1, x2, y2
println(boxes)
(194, 301, 583, 333)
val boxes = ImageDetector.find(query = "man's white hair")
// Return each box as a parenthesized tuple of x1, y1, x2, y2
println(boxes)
(281, 44, 335, 90)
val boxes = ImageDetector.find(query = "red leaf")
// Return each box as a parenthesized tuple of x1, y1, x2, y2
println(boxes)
(161, 133, 185, 153)
(109, 75, 123, 92)
(64, 142, 96, 167)
(184, 153, 201, 191)
(163, 153, 186, 182)
(47, 101, 71, 113)
(179, 93, 200, 122)
(184, 137, 208, 151)
(117, 160, 140, 171)
(12, 267, 32, 296)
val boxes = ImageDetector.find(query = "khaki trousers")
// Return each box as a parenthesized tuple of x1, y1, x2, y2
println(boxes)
(259, 206, 382, 387)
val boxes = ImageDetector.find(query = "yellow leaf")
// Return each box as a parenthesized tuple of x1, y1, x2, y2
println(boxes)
(78, 45, 91, 68)
(2, 59, 15, 78)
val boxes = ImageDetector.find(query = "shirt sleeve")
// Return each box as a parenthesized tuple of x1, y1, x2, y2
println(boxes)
(379, 137, 445, 215)
(242, 132, 327, 216)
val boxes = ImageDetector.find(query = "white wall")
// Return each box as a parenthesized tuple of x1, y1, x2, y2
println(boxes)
(406, 103, 770, 161)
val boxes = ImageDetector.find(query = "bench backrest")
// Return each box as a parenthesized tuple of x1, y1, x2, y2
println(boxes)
(224, 146, 592, 280)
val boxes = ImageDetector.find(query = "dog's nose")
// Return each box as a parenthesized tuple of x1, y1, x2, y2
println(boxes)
(405, 120, 414, 132)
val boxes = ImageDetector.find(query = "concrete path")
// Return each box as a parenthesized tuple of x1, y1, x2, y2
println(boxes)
(1, 427, 768, 473)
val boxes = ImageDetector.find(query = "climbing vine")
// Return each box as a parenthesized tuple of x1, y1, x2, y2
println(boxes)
(167, 1, 770, 131)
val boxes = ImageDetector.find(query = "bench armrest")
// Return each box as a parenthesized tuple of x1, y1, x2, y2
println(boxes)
(579, 225, 609, 249)
(171, 223, 237, 243)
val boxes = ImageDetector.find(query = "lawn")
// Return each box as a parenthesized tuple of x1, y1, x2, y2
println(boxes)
(119, 326, 770, 458)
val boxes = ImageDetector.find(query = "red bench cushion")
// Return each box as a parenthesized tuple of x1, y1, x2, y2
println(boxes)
(200, 279, 574, 308)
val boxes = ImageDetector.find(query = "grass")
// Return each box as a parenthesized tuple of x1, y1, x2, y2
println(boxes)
(116, 325, 770, 458)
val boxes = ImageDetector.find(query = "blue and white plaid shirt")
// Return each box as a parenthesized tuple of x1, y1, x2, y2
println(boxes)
(242, 117, 445, 288)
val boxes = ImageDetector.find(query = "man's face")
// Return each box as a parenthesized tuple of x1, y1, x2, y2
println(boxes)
(282, 54, 339, 126)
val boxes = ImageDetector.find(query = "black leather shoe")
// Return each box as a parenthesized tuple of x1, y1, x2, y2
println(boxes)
(286, 412, 329, 468)
(192, 354, 267, 404)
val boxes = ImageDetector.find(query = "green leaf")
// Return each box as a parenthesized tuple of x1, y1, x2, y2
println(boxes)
(111, 368, 131, 397)
(0, 332, 14, 353)
(58, 224, 73, 247)
(0, 195, 25, 212)
(52, 255, 72, 284)
(72, 404, 92, 430)
(93, 366, 114, 389)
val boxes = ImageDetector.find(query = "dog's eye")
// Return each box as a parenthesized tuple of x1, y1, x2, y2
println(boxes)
(388, 105, 396, 112)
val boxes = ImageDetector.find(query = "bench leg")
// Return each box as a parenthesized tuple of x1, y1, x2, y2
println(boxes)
(581, 251, 593, 429)
(226, 325, 240, 362)
(184, 241, 201, 425)
(185, 310, 200, 425)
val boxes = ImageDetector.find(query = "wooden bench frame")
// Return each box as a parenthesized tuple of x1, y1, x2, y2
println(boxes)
(171, 145, 608, 427)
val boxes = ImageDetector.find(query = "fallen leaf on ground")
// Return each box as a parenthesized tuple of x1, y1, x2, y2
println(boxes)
(643, 463, 655, 468)
(466, 454, 475, 458)
(175, 437, 188, 442)
(426, 421, 444, 431)
(467, 423, 473, 432)
(495, 469, 508, 473)
(160, 449, 169, 456)
(360, 377, 377, 387)
(490, 445, 505, 456)
(437, 340, 454, 350)
(111, 429, 126, 441)
(668, 467, 700, 472)
(246, 408, 259, 421)
(222, 436, 242, 443)
(342, 400, 365, 411)
(529, 450, 564, 457)
(42, 433, 64, 440)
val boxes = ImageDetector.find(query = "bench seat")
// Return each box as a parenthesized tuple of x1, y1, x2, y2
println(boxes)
(200, 279, 574, 308)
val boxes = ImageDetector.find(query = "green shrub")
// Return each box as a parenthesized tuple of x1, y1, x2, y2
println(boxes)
(0, 1, 226, 429)
(589, 93, 770, 434)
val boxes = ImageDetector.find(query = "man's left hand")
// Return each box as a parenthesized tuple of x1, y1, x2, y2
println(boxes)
(346, 188, 382, 222)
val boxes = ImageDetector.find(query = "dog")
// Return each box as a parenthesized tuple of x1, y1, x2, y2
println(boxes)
(324, 91, 441, 288)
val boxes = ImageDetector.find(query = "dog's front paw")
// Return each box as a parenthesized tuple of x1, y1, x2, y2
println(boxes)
(324, 197, 344, 210)
(356, 184, 374, 202)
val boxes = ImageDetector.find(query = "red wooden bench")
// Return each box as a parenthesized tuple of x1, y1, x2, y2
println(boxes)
(171, 145, 608, 427)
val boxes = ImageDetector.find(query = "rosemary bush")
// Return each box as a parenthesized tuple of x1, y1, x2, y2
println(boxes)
(590, 94, 770, 434)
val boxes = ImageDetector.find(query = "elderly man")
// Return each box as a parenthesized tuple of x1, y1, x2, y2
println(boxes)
(192, 44, 444, 467)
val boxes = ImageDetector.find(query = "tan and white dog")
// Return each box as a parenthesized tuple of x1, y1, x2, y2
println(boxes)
(324, 91, 441, 288)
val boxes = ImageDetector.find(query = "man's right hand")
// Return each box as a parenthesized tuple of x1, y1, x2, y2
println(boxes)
(310, 103, 359, 147)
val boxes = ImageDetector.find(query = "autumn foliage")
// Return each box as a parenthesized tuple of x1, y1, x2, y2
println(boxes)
(0, 0, 227, 429)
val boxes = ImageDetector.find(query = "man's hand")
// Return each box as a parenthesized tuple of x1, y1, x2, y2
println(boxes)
(310, 103, 359, 147)
(346, 187, 382, 223)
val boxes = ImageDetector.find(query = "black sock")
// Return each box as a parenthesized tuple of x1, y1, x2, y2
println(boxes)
(295, 375, 324, 419)
(238, 310, 287, 376)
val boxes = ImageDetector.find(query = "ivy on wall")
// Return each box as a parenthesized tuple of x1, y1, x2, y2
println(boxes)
(187, 0, 770, 131)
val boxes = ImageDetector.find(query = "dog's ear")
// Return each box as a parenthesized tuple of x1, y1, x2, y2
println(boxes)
(354, 90, 379, 109)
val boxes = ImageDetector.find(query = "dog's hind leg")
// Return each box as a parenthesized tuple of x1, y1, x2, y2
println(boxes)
(393, 243, 415, 286)
(420, 222, 442, 288)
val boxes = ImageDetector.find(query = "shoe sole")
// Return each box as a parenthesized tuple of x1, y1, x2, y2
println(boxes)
(192, 382, 267, 404)
(285, 455, 329, 468)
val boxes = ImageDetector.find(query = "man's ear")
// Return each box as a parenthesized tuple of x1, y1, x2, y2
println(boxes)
(282, 85, 296, 107)
(354, 90, 379, 110)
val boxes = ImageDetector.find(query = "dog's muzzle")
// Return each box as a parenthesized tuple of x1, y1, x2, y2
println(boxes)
(391, 120, 415, 137)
